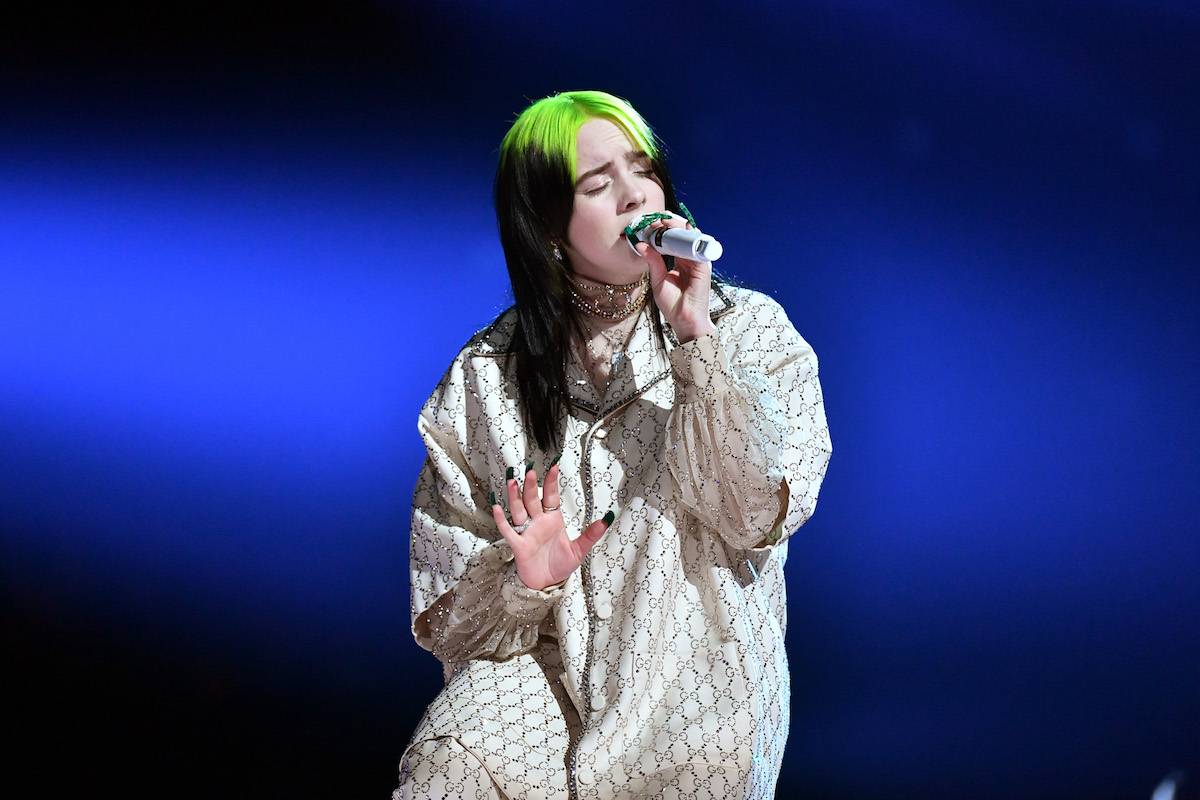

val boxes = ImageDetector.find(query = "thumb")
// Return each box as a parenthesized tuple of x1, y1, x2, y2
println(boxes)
(573, 510, 615, 559)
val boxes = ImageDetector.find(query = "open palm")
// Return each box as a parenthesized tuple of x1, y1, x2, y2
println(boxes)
(490, 463, 612, 591)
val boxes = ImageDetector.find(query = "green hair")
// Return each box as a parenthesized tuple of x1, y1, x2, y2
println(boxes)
(498, 90, 662, 186)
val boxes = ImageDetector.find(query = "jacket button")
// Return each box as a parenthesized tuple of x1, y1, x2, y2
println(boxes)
(591, 693, 607, 711)
(595, 600, 612, 619)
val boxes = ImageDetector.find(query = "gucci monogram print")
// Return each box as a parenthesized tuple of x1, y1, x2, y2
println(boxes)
(396, 283, 833, 799)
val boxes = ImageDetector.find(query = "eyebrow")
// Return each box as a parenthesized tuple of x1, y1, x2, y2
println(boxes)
(575, 150, 651, 187)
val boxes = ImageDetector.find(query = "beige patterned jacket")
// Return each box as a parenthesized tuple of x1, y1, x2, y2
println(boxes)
(404, 281, 833, 799)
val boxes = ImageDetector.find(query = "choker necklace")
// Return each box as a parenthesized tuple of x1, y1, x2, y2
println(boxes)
(567, 272, 650, 320)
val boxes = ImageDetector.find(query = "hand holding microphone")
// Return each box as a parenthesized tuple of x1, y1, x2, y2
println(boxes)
(628, 208, 719, 343)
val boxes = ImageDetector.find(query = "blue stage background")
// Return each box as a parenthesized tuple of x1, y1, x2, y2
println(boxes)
(2, 2, 1197, 797)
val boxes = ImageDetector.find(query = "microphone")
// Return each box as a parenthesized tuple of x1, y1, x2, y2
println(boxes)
(624, 212, 724, 262)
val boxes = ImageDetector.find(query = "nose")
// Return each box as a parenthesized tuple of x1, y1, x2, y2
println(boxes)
(618, 170, 646, 213)
(621, 184, 645, 213)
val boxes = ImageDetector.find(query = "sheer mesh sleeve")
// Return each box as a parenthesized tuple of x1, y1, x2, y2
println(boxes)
(664, 294, 833, 551)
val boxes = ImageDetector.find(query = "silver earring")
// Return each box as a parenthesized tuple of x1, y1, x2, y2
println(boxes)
(552, 242, 563, 261)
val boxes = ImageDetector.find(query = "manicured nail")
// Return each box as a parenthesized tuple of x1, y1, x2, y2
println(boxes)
(550, 452, 562, 468)
(488, 490, 497, 506)
(525, 459, 534, 474)
(505, 466, 515, 481)
(603, 510, 615, 526)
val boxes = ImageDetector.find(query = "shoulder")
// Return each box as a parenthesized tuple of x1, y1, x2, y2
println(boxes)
(419, 306, 517, 426)
(712, 282, 794, 329)
(433, 305, 519, 373)
(461, 305, 519, 358)
(711, 281, 818, 364)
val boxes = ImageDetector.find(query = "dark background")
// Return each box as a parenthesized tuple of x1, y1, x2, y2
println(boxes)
(2, 2, 1197, 798)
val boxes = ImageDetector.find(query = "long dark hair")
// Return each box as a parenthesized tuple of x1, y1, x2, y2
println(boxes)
(493, 90, 734, 453)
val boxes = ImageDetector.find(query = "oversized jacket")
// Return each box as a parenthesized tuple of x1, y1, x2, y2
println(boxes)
(401, 281, 833, 799)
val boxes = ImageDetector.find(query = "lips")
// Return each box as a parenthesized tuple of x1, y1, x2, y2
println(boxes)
(618, 210, 674, 245)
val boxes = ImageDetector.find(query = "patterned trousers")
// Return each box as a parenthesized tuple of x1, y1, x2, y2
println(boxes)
(393, 735, 506, 799)
(392, 635, 578, 800)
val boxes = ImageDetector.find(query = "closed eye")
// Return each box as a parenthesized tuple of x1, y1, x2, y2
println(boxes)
(585, 170, 657, 196)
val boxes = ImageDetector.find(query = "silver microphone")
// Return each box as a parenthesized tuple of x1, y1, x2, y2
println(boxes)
(624, 212, 723, 262)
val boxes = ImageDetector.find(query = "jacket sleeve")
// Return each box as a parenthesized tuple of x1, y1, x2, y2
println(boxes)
(408, 356, 566, 664)
(664, 292, 833, 551)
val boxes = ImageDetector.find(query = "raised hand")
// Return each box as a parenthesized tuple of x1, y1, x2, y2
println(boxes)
(489, 461, 613, 592)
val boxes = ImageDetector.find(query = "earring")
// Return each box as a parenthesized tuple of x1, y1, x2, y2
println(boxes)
(552, 242, 563, 261)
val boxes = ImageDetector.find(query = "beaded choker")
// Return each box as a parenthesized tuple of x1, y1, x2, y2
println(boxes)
(567, 271, 650, 321)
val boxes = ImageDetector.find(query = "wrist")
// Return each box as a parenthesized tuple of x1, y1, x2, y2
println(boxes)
(502, 563, 566, 617)
(668, 325, 732, 402)
(519, 572, 566, 592)
(674, 320, 716, 343)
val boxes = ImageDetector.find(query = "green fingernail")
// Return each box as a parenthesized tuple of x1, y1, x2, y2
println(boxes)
(550, 452, 562, 467)
(505, 466, 515, 481)
(525, 459, 534, 474)
(603, 510, 615, 526)
(678, 202, 697, 227)
(488, 490, 497, 506)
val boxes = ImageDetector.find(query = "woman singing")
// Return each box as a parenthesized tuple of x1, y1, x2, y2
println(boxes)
(393, 89, 833, 799)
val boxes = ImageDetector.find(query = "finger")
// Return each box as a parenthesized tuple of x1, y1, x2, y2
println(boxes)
(643, 243, 668, 290)
(638, 240, 670, 276)
(506, 466, 527, 524)
(491, 501, 523, 551)
(542, 460, 561, 513)
(676, 257, 711, 275)
(523, 464, 542, 517)
(572, 510, 615, 560)
(649, 212, 688, 230)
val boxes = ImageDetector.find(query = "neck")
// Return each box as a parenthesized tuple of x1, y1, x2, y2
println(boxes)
(567, 271, 650, 322)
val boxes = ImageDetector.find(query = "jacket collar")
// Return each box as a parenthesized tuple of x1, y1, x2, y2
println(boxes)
(468, 281, 736, 418)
